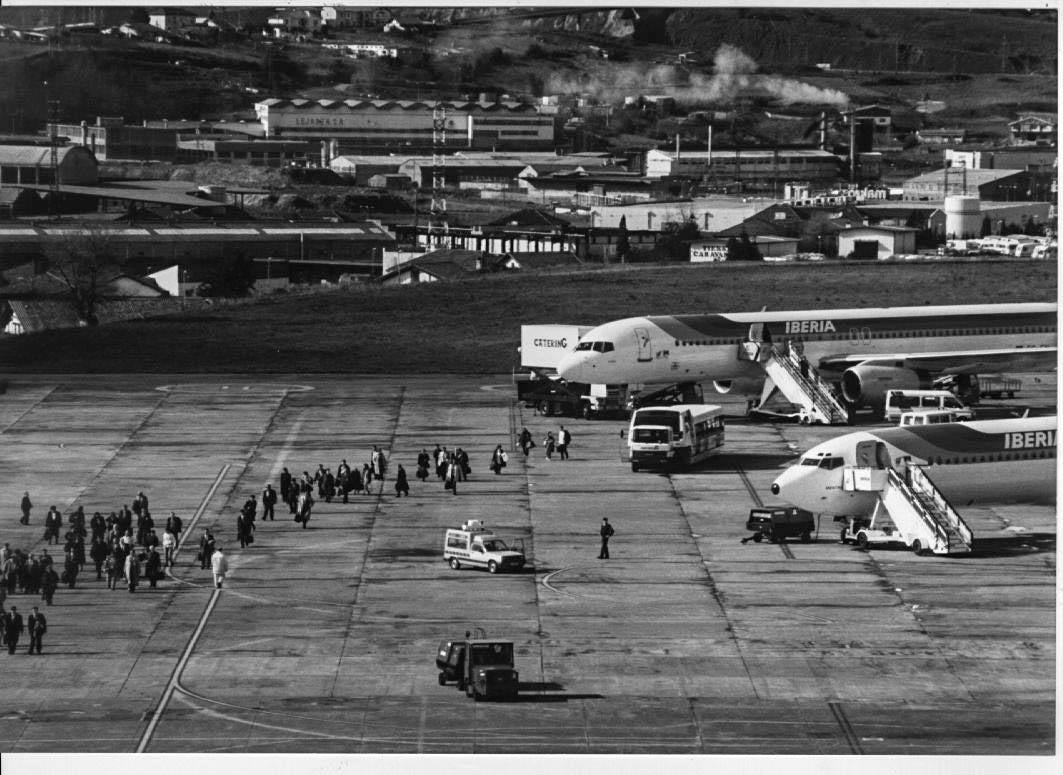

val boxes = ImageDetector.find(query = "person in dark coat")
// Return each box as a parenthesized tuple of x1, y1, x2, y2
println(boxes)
(40, 564, 58, 605)
(63, 550, 79, 589)
(20, 492, 33, 525)
(27, 606, 46, 654)
(598, 518, 615, 559)
(44, 507, 62, 544)
(262, 484, 277, 521)
(145, 547, 162, 589)
(90, 537, 109, 580)
(394, 465, 409, 497)
(416, 450, 430, 481)
(166, 512, 183, 540)
(349, 466, 363, 496)
(242, 495, 258, 523)
(237, 511, 255, 549)
(518, 427, 534, 456)
(5, 606, 24, 654)
(279, 468, 292, 506)
(323, 469, 336, 503)
(90, 511, 106, 543)
(199, 529, 215, 570)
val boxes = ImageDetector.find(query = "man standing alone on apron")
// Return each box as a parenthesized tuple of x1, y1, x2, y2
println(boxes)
(598, 518, 615, 559)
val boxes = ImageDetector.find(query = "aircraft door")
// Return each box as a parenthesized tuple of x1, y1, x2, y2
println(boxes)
(634, 327, 652, 362)
(856, 440, 892, 469)
(748, 322, 764, 343)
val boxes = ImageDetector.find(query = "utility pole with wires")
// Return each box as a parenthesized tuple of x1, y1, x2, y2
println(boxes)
(427, 101, 448, 249)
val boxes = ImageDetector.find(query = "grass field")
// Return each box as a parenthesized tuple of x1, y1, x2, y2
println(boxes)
(2, 259, 1056, 374)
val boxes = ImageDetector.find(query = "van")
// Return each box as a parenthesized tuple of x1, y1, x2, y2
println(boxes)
(883, 389, 973, 422)
(443, 520, 525, 574)
(898, 409, 971, 427)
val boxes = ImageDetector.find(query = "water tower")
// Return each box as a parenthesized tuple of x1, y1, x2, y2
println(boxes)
(944, 195, 981, 240)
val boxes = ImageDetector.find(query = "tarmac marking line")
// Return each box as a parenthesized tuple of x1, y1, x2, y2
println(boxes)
(170, 463, 232, 571)
(540, 567, 578, 598)
(0, 384, 59, 435)
(828, 700, 864, 755)
(136, 586, 221, 753)
(266, 411, 304, 484)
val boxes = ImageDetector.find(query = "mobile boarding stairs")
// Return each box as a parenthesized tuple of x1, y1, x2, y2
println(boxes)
(842, 463, 974, 556)
(740, 339, 850, 425)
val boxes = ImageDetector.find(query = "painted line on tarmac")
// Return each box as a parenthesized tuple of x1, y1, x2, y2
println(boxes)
(266, 412, 305, 484)
(828, 700, 864, 755)
(541, 567, 577, 598)
(0, 384, 58, 435)
(171, 464, 232, 571)
(136, 586, 222, 753)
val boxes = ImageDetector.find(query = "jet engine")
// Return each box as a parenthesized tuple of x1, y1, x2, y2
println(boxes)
(712, 378, 765, 397)
(840, 364, 928, 405)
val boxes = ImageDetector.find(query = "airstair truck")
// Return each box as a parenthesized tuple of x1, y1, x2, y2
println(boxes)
(516, 325, 632, 419)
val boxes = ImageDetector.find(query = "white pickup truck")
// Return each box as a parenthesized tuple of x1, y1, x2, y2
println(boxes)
(444, 520, 526, 574)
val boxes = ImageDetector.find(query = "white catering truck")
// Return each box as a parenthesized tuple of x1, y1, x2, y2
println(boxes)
(515, 325, 633, 419)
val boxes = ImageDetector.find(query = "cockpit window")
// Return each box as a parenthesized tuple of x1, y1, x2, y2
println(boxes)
(800, 457, 820, 466)
(577, 341, 615, 353)
(819, 457, 844, 469)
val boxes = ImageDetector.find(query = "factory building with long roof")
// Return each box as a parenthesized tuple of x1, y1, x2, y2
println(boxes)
(253, 97, 556, 153)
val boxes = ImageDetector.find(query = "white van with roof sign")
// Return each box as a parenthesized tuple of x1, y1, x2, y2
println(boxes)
(884, 389, 973, 422)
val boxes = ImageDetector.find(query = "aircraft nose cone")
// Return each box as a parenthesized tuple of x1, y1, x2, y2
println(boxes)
(770, 482, 780, 495)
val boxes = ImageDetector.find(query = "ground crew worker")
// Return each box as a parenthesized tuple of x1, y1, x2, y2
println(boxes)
(27, 606, 46, 654)
(598, 518, 615, 559)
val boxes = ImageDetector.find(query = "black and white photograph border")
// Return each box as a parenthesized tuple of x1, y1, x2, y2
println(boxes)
(0, 2, 1058, 774)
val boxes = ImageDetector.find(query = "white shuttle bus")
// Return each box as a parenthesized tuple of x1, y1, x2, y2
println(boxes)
(626, 404, 724, 471)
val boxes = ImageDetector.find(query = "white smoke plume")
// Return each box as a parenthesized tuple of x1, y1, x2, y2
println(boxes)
(545, 43, 849, 107)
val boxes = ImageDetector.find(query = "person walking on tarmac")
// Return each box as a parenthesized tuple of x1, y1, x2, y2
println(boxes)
(27, 606, 46, 654)
(394, 465, 410, 497)
(598, 518, 615, 559)
(262, 484, 277, 521)
(490, 445, 508, 474)
(558, 425, 572, 460)
(20, 492, 33, 525)
(211, 546, 229, 589)
(517, 427, 534, 457)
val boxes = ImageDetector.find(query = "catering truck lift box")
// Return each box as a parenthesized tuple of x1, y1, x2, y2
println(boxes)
(516, 324, 632, 419)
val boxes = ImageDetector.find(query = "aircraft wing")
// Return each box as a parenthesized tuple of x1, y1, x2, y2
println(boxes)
(818, 346, 1057, 375)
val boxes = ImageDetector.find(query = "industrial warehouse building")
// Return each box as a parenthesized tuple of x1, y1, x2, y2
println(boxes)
(901, 168, 1035, 201)
(644, 148, 842, 182)
(253, 98, 556, 153)
(47, 116, 211, 161)
(0, 145, 99, 188)
(0, 221, 397, 289)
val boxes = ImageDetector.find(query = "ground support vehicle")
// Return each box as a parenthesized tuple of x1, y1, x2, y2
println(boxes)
(443, 520, 525, 574)
(624, 404, 724, 471)
(515, 373, 630, 419)
(883, 389, 973, 422)
(743, 507, 815, 543)
(933, 374, 1022, 404)
(435, 636, 518, 700)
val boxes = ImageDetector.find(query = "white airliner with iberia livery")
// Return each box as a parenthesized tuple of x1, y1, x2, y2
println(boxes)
(555, 303, 1056, 410)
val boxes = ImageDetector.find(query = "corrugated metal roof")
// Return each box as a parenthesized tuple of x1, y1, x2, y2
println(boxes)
(0, 145, 92, 166)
